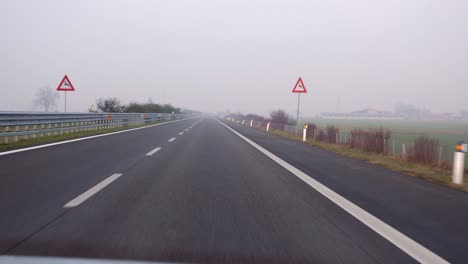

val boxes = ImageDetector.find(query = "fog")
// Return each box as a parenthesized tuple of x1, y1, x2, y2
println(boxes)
(2, 0, 467, 116)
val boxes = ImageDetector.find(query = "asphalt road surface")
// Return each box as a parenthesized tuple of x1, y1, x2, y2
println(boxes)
(1, 117, 467, 263)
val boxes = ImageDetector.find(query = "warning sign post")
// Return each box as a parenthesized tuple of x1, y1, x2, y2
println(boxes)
(292, 77, 307, 135)
(56, 75, 75, 112)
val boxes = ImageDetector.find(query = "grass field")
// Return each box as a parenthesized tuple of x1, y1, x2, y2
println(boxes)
(303, 118, 468, 163)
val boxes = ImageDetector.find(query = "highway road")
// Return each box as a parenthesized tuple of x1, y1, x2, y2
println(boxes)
(1, 117, 467, 263)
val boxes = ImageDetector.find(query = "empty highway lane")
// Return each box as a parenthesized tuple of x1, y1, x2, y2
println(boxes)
(1, 117, 467, 263)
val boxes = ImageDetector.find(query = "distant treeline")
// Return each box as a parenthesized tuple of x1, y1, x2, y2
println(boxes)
(227, 109, 296, 125)
(124, 102, 180, 113)
(91, 97, 198, 114)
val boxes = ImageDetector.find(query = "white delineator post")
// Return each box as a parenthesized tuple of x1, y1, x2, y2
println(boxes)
(250, 120, 253, 127)
(303, 124, 308, 142)
(452, 143, 467, 185)
(242, 120, 245, 125)
(438, 146, 442, 167)
(266, 122, 270, 132)
(402, 143, 406, 160)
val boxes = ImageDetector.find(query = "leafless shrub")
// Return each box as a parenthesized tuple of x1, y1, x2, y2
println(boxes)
(96, 97, 125, 113)
(270, 110, 294, 125)
(270, 121, 285, 130)
(349, 128, 391, 154)
(325, 125, 339, 143)
(408, 136, 439, 165)
(305, 123, 316, 137)
(317, 129, 325, 141)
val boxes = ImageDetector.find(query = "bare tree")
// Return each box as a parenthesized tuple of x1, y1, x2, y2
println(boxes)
(34, 86, 59, 112)
(96, 97, 125, 113)
(88, 105, 98, 113)
(270, 109, 293, 125)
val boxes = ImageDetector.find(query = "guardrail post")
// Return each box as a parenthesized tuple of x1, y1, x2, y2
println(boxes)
(4, 126, 9, 144)
(24, 125, 29, 140)
(32, 125, 37, 139)
(14, 126, 19, 142)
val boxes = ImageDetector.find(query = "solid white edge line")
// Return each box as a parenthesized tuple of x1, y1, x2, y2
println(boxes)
(216, 119, 448, 264)
(64, 173, 123, 208)
(0, 117, 199, 156)
(168, 137, 176, 142)
(145, 147, 162, 156)
(179, 132, 184, 135)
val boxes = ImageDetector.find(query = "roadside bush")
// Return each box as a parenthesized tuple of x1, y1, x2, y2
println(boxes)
(306, 123, 317, 137)
(349, 128, 391, 154)
(95, 98, 181, 114)
(325, 125, 340, 144)
(245, 114, 266, 122)
(408, 136, 439, 165)
(96, 97, 125, 113)
(317, 129, 326, 141)
(270, 121, 285, 130)
(270, 110, 292, 125)
(308, 125, 339, 144)
(226, 113, 245, 121)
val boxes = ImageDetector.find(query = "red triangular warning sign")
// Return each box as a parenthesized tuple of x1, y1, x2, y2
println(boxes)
(57, 75, 75, 91)
(292, 77, 307, 93)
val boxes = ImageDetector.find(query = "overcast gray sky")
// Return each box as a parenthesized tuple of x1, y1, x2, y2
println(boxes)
(1, 0, 467, 116)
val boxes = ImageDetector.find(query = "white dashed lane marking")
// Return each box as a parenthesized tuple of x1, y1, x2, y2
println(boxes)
(64, 173, 123, 208)
(146, 147, 162, 156)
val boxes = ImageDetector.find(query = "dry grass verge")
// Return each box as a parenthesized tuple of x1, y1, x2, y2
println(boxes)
(270, 130, 467, 192)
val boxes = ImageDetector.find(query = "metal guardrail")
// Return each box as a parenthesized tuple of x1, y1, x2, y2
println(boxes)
(0, 112, 192, 144)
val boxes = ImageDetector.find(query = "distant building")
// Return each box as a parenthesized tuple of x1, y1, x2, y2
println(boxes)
(320, 108, 404, 120)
